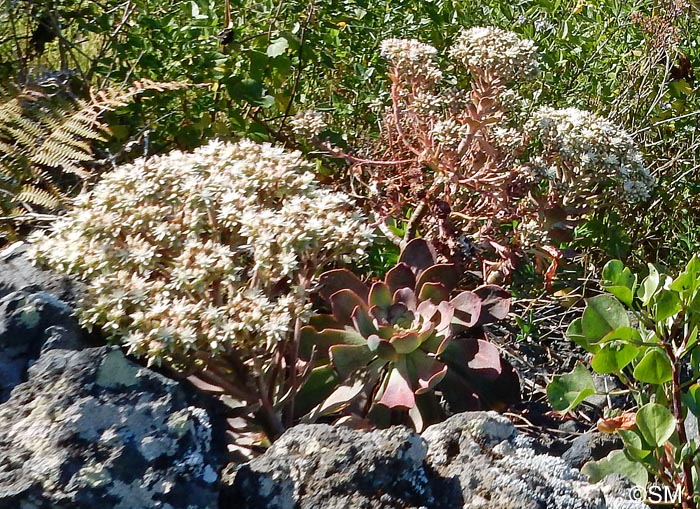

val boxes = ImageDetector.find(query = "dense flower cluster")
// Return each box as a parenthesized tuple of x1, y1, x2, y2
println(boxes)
(449, 27, 539, 82)
(290, 110, 327, 138)
(527, 107, 655, 203)
(30, 139, 373, 363)
(380, 38, 443, 85)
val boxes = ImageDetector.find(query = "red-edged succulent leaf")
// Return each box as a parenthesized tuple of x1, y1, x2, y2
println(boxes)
(352, 306, 378, 337)
(393, 287, 418, 311)
(299, 326, 367, 360)
(390, 331, 421, 354)
(450, 291, 482, 330)
(398, 238, 437, 276)
(308, 313, 344, 331)
(387, 302, 411, 325)
(329, 344, 375, 378)
(474, 285, 511, 324)
(330, 289, 367, 326)
(439, 338, 521, 410)
(418, 282, 450, 304)
(369, 281, 392, 308)
(416, 300, 438, 321)
(318, 269, 369, 302)
(435, 301, 454, 333)
(385, 262, 416, 295)
(406, 351, 448, 394)
(378, 361, 416, 408)
(465, 339, 504, 380)
(415, 264, 459, 297)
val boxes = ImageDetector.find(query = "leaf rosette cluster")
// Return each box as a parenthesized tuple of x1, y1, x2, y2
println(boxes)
(299, 238, 520, 430)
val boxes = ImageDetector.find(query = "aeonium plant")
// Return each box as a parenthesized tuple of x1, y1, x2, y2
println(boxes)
(297, 238, 520, 431)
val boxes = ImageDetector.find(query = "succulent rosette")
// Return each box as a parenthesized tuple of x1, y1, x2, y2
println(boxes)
(298, 239, 520, 430)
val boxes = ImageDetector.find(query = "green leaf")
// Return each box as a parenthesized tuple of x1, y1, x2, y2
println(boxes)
(653, 291, 682, 321)
(266, 37, 289, 58)
(581, 295, 630, 344)
(636, 403, 676, 447)
(638, 264, 660, 306)
(600, 326, 643, 345)
(618, 429, 652, 461)
(633, 349, 673, 384)
(547, 362, 596, 413)
(582, 450, 648, 487)
(591, 342, 638, 373)
(601, 259, 636, 307)
(682, 384, 700, 417)
(566, 317, 594, 352)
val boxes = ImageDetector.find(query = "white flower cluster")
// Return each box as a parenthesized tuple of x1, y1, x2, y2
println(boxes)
(431, 119, 469, 150)
(527, 107, 655, 203)
(290, 110, 327, 139)
(449, 27, 539, 82)
(380, 38, 443, 85)
(30, 139, 373, 363)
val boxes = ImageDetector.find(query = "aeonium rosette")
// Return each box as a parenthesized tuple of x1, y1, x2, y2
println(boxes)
(297, 239, 521, 430)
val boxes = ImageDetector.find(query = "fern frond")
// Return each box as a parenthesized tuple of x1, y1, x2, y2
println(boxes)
(15, 185, 62, 209)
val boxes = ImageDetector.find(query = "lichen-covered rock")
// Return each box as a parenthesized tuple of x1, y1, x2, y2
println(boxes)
(224, 423, 462, 509)
(0, 242, 88, 403)
(0, 346, 223, 509)
(224, 412, 648, 509)
(422, 412, 635, 509)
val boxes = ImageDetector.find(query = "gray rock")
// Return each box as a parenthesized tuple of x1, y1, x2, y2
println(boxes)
(0, 290, 86, 403)
(0, 242, 83, 305)
(224, 411, 648, 509)
(0, 345, 223, 509)
(563, 432, 623, 470)
(224, 423, 457, 509)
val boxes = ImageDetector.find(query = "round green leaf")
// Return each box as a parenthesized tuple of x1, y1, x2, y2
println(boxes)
(591, 343, 639, 373)
(581, 295, 630, 344)
(582, 450, 648, 487)
(547, 362, 596, 413)
(633, 349, 673, 384)
(636, 403, 676, 447)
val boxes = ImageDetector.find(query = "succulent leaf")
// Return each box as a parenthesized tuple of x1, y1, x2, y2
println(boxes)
(407, 351, 448, 394)
(450, 291, 482, 329)
(299, 326, 367, 360)
(418, 281, 450, 304)
(398, 238, 437, 275)
(474, 285, 511, 324)
(369, 281, 393, 308)
(378, 360, 416, 408)
(393, 287, 418, 311)
(329, 344, 375, 378)
(415, 263, 459, 296)
(385, 262, 417, 295)
(330, 289, 367, 326)
(352, 306, 378, 337)
(390, 331, 422, 354)
(319, 269, 369, 302)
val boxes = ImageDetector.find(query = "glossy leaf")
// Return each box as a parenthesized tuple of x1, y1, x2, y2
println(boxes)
(582, 450, 648, 487)
(415, 263, 458, 297)
(636, 403, 675, 447)
(318, 269, 368, 302)
(547, 362, 596, 413)
(591, 342, 638, 373)
(385, 262, 416, 295)
(601, 259, 636, 307)
(398, 238, 436, 275)
(581, 294, 630, 344)
(638, 264, 660, 306)
(633, 349, 673, 384)
(473, 285, 511, 323)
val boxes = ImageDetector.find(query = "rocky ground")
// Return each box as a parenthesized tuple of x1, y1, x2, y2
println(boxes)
(0, 243, 648, 509)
